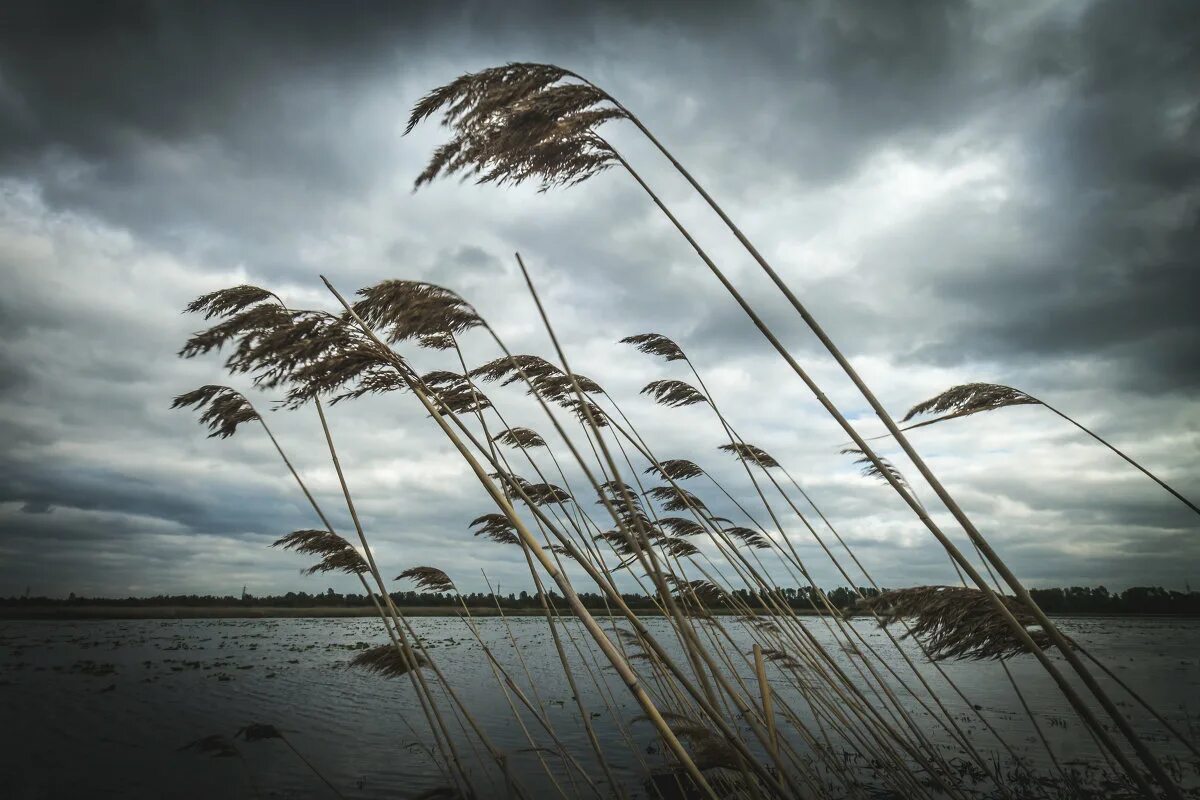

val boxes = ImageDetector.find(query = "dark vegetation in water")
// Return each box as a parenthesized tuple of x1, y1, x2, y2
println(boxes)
(5, 585, 1199, 614)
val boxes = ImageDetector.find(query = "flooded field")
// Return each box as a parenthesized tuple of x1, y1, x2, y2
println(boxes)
(2, 615, 1197, 799)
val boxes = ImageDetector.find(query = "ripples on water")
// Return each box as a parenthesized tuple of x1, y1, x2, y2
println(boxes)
(1, 615, 1197, 798)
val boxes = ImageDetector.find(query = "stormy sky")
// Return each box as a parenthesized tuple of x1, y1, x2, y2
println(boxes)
(1, 0, 1197, 599)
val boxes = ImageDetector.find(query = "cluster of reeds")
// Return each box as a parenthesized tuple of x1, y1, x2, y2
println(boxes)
(171, 63, 1195, 799)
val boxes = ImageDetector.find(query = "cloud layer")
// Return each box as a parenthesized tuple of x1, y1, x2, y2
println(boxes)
(1, 0, 1197, 597)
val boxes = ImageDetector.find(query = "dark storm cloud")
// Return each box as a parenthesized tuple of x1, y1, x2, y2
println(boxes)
(0, 0, 1197, 596)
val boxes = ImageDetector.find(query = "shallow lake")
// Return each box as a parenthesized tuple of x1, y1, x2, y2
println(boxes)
(2, 615, 1197, 798)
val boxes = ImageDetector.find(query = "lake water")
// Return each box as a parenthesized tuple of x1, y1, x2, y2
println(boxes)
(2, 615, 1198, 799)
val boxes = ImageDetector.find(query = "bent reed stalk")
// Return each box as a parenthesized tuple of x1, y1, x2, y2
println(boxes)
(407, 63, 1183, 800)
(167, 68, 1194, 799)
(175, 274, 1192, 799)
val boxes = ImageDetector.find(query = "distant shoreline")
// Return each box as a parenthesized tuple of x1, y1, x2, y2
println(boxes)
(2, 606, 1197, 621)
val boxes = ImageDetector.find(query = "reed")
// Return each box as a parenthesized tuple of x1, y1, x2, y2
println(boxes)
(406, 63, 1183, 799)
(164, 69, 1197, 799)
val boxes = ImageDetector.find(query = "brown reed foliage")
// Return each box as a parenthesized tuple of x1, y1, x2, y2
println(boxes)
(725, 526, 771, 550)
(396, 566, 456, 594)
(644, 459, 705, 481)
(840, 447, 914, 494)
(902, 383, 1041, 430)
(491, 426, 547, 449)
(470, 513, 520, 545)
(619, 332, 687, 362)
(272, 530, 369, 577)
(171, 385, 259, 439)
(407, 63, 626, 191)
(645, 485, 708, 513)
(185, 285, 280, 319)
(855, 586, 1059, 661)
(641, 379, 708, 408)
(657, 517, 706, 537)
(349, 644, 428, 678)
(717, 442, 780, 469)
(353, 280, 483, 345)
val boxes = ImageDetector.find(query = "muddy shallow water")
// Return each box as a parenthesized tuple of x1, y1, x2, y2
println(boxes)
(2, 615, 1197, 799)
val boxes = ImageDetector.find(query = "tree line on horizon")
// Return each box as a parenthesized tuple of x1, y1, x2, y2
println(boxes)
(4, 584, 1198, 615)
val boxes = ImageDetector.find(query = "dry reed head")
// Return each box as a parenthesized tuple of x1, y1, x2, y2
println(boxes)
(396, 566, 456, 594)
(726, 526, 771, 550)
(407, 63, 627, 192)
(353, 280, 482, 346)
(855, 585, 1058, 661)
(172, 385, 259, 438)
(350, 644, 428, 678)
(658, 517, 706, 537)
(903, 383, 1041, 429)
(594, 529, 638, 557)
(641, 379, 708, 408)
(718, 442, 780, 469)
(272, 530, 369, 577)
(491, 426, 546, 449)
(646, 485, 708, 513)
(619, 332, 687, 362)
(519, 482, 572, 507)
(660, 536, 700, 559)
(644, 459, 705, 481)
(179, 303, 295, 360)
(559, 396, 609, 427)
(470, 513, 520, 545)
(185, 285, 281, 319)
(181, 285, 408, 409)
(470, 354, 561, 386)
(419, 370, 493, 415)
(840, 447, 913, 493)
(531, 371, 603, 402)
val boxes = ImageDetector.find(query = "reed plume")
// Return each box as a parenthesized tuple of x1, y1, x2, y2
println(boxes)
(397, 566, 456, 594)
(644, 459, 705, 481)
(470, 513, 520, 546)
(185, 285, 282, 319)
(409, 69, 1181, 794)
(407, 63, 626, 191)
(717, 442, 780, 469)
(171, 386, 259, 439)
(905, 382, 1200, 518)
(492, 426, 547, 449)
(350, 644, 429, 678)
(855, 586, 1058, 661)
(272, 530, 369, 577)
(619, 332, 687, 362)
(840, 447, 915, 496)
(640, 379, 708, 408)
(902, 383, 1040, 429)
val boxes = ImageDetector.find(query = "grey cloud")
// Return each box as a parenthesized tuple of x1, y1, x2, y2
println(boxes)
(1, 0, 1197, 597)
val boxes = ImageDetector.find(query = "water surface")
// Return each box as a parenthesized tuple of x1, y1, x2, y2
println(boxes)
(2, 615, 1197, 798)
